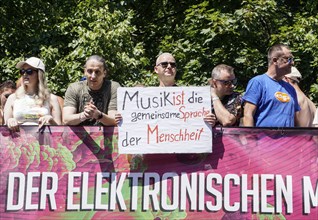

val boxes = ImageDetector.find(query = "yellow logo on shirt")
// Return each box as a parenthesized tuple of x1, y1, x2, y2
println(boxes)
(275, 92, 290, 103)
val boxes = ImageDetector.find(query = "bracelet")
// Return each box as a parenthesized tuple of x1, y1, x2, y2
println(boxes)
(97, 111, 103, 120)
(212, 97, 220, 101)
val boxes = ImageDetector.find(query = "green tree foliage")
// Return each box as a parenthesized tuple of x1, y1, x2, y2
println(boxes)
(0, 0, 317, 102)
(0, 0, 149, 95)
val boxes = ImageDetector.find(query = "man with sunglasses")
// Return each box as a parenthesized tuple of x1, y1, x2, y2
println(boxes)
(116, 53, 217, 126)
(154, 52, 178, 87)
(154, 52, 216, 126)
(115, 52, 179, 123)
(208, 64, 242, 126)
(155, 53, 216, 164)
(154, 53, 216, 127)
(243, 44, 301, 127)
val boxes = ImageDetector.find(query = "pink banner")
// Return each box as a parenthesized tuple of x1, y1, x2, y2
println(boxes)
(0, 126, 317, 219)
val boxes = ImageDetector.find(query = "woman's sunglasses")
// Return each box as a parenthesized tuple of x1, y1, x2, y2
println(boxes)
(20, 69, 38, 75)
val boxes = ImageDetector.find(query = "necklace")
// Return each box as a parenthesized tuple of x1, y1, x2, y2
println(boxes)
(26, 93, 36, 98)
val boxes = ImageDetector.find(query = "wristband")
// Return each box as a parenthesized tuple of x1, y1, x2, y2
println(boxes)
(97, 111, 103, 120)
(212, 97, 220, 101)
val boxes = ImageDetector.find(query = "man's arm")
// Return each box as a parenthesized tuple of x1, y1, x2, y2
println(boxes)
(242, 101, 257, 126)
(294, 111, 302, 127)
(97, 109, 116, 126)
(63, 106, 82, 125)
(63, 105, 117, 126)
(97, 81, 119, 126)
(49, 94, 62, 125)
(212, 97, 237, 126)
(294, 96, 316, 127)
(63, 83, 84, 125)
(313, 109, 318, 127)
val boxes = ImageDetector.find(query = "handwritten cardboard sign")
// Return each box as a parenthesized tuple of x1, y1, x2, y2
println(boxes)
(117, 86, 212, 154)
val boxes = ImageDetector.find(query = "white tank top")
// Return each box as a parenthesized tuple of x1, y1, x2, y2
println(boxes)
(13, 95, 50, 125)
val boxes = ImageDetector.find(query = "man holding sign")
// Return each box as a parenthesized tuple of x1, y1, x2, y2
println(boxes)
(116, 53, 216, 154)
(116, 53, 216, 126)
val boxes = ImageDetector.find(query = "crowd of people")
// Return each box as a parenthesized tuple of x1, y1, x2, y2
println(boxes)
(0, 43, 318, 130)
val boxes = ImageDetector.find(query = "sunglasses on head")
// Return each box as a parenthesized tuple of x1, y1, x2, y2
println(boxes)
(215, 78, 238, 86)
(20, 69, 38, 75)
(157, 61, 176, 68)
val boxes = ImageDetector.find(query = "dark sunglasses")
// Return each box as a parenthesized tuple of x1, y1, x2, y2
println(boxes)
(287, 57, 294, 64)
(215, 78, 238, 86)
(4, 93, 11, 98)
(157, 62, 176, 68)
(20, 69, 38, 75)
(280, 56, 294, 64)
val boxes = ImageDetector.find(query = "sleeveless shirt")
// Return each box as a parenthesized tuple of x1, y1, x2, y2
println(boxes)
(13, 95, 50, 125)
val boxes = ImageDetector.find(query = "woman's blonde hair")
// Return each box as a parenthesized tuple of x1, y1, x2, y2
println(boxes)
(16, 69, 50, 106)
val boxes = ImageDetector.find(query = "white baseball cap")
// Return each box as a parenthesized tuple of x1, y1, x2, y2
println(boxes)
(16, 57, 45, 72)
(285, 66, 302, 82)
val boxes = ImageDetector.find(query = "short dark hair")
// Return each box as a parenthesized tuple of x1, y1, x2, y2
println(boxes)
(0, 80, 16, 93)
(211, 64, 234, 79)
(267, 44, 290, 64)
(84, 55, 109, 72)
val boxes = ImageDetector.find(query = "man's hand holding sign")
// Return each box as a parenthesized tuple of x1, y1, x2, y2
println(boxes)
(117, 86, 213, 154)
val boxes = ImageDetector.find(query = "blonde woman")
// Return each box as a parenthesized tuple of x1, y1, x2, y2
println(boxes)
(4, 57, 61, 131)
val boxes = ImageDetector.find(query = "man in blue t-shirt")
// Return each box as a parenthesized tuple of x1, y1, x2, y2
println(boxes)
(242, 44, 301, 127)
